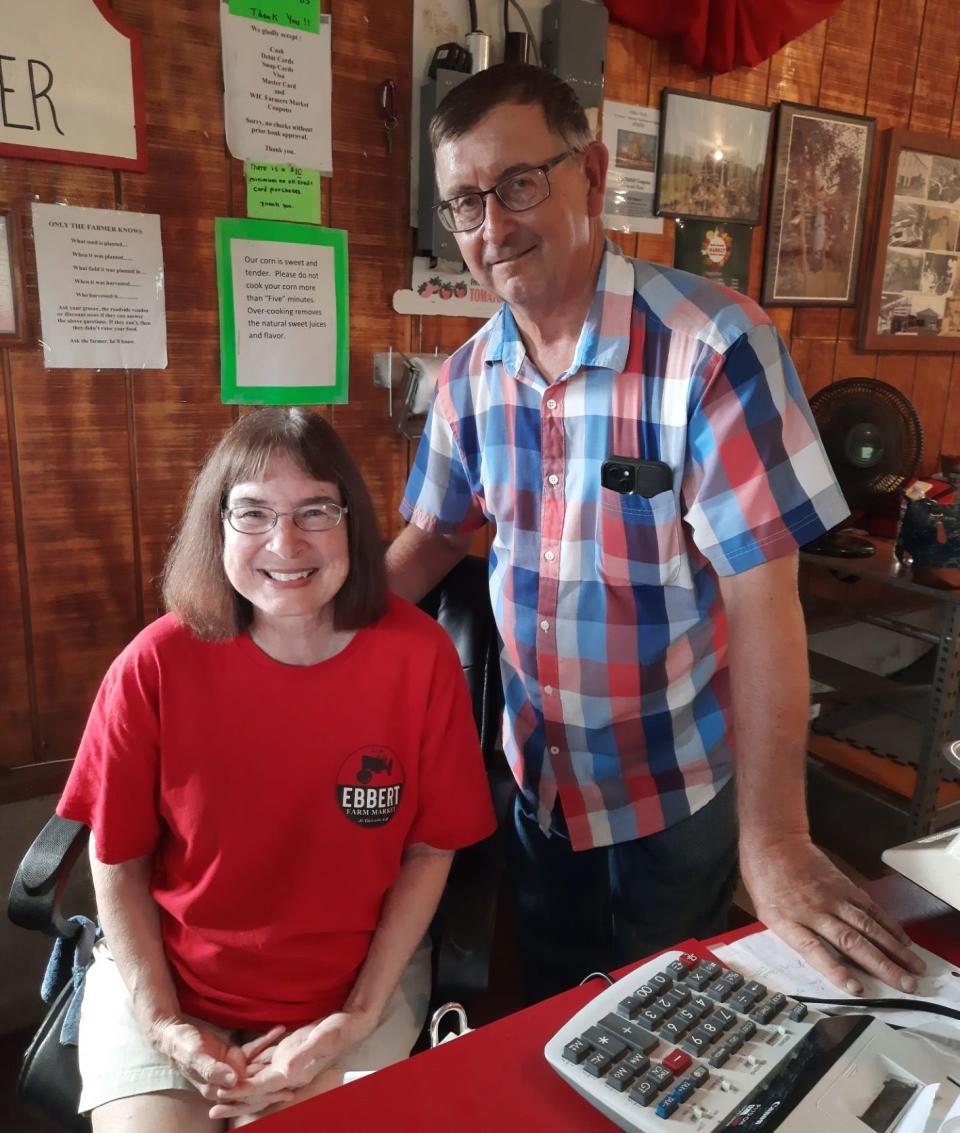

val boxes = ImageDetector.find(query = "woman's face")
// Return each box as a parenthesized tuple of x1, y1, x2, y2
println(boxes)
(222, 450, 350, 634)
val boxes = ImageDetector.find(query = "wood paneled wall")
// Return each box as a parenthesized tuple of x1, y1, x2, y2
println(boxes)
(2, 0, 960, 793)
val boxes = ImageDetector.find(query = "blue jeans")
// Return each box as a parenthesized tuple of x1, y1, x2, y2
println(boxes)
(504, 780, 739, 1003)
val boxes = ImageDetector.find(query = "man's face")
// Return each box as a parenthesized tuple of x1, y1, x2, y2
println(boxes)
(435, 102, 606, 316)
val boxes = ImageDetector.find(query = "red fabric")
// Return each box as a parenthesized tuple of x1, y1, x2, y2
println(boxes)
(603, 0, 844, 74)
(57, 598, 496, 1029)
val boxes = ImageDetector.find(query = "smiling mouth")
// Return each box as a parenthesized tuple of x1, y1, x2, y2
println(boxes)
(490, 245, 536, 268)
(260, 569, 318, 582)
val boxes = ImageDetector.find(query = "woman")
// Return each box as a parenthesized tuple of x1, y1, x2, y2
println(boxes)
(57, 407, 496, 1130)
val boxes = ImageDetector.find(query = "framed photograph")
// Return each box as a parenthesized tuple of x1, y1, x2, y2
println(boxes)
(0, 207, 28, 343)
(762, 103, 875, 306)
(655, 89, 773, 225)
(674, 219, 752, 293)
(861, 129, 960, 351)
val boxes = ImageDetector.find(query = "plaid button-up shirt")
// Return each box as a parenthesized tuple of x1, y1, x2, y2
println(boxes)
(401, 246, 847, 851)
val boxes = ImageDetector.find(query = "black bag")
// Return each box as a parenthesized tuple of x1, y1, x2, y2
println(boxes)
(895, 495, 960, 586)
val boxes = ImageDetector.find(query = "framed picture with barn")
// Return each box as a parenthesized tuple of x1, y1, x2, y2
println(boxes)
(0, 207, 28, 343)
(861, 129, 960, 351)
(762, 103, 875, 306)
(655, 89, 773, 225)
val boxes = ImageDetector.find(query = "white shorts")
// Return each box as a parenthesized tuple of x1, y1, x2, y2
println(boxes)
(77, 940, 432, 1115)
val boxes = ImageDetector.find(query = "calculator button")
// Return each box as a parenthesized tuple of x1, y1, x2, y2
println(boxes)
(708, 1007, 738, 1031)
(725, 1032, 745, 1054)
(788, 1002, 809, 1022)
(729, 989, 758, 1014)
(649, 972, 673, 992)
(660, 1019, 688, 1042)
(690, 1065, 710, 1087)
(743, 980, 767, 1000)
(691, 1024, 719, 1047)
(679, 952, 701, 970)
(681, 1031, 710, 1057)
(623, 1050, 651, 1075)
(699, 960, 722, 981)
(662, 1049, 692, 1075)
(656, 1095, 680, 1119)
(640, 1003, 668, 1028)
(683, 966, 713, 991)
(751, 1000, 778, 1024)
(583, 1048, 614, 1077)
(583, 1026, 627, 1060)
(767, 992, 788, 1015)
(719, 970, 744, 992)
(618, 994, 646, 1020)
(699, 1018, 723, 1040)
(671, 1077, 697, 1103)
(708, 1046, 730, 1068)
(629, 1076, 659, 1106)
(688, 995, 712, 1019)
(736, 1020, 757, 1042)
(706, 979, 732, 1001)
(665, 960, 688, 979)
(634, 983, 658, 1004)
(665, 986, 691, 1008)
(648, 1064, 675, 1089)
(606, 1063, 637, 1092)
(598, 1014, 658, 1053)
(675, 1007, 698, 1027)
(562, 1036, 592, 1063)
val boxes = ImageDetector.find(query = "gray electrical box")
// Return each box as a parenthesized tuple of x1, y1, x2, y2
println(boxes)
(541, 0, 608, 109)
(417, 68, 469, 261)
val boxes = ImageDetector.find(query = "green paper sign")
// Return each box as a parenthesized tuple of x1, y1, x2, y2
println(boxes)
(227, 0, 320, 33)
(246, 163, 321, 224)
(215, 217, 348, 405)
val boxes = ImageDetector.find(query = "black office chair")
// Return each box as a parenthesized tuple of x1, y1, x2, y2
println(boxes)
(8, 554, 506, 1132)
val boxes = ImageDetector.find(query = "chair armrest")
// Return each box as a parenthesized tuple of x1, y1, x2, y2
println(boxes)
(7, 816, 90, 940)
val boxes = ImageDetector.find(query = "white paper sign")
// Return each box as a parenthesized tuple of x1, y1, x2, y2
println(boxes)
(231, 238, 337, 387)
(0, 0, 143, 169)
(601, 101, 664, 235)
(221, 5, 332, 175)
(32, 203, 167, 370)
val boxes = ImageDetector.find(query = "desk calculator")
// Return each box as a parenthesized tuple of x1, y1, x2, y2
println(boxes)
(545, 948, 959, 1131)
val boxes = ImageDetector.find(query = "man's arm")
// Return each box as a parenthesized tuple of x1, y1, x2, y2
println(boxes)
(719, 554, 925, 994)
(386, 524, 475, 603)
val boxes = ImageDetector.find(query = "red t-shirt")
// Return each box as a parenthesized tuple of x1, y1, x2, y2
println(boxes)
(57, 596, 496, 1029)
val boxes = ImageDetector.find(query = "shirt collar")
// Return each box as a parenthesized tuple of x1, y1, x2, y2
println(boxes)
(483, 241, 634, 381)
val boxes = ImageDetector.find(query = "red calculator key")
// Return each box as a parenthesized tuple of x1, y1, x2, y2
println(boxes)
(679, 953, 700, 970)
(662, 1048, 693, 1075)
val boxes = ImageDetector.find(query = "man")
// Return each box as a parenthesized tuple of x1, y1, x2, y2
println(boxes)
(387, 64, 923, 1003)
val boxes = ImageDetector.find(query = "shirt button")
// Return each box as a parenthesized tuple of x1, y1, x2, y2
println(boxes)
(540, 619, 550, 631)
(549, 745, 560, 754)
(544, 550, 555, 562)
(547, 474, 559, 486)
(546, 398, 558, 410)
(544, 685, 553, 695)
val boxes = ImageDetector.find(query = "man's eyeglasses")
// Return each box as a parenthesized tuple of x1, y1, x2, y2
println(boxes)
(222, 501, 348, 534)
(436, 151, 574, 233)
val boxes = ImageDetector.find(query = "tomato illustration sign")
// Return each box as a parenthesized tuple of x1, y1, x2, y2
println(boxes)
(393, 257, 500, 318)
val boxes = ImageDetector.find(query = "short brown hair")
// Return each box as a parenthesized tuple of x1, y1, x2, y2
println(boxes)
(429, 63, 593, 154)
(162, 408, 387, 640)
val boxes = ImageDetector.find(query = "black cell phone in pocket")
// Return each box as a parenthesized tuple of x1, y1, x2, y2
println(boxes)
(601, 457, 673, 497)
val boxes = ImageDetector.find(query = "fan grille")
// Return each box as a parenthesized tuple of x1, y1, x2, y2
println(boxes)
(809, 378, 922, 512)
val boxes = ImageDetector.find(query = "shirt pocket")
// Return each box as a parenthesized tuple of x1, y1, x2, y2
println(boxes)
(596, 486, 693, 589)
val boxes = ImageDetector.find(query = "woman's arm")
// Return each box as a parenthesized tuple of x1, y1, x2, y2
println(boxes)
(209, 842, 453, 1117)
(90, 837, 289, 1105)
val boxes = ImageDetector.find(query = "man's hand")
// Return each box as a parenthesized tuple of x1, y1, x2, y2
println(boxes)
(208, 1010, 377, 1119)
(740, 835, 926, 995)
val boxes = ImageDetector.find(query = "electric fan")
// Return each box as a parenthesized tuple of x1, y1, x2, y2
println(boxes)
(805, 378, 923, 557)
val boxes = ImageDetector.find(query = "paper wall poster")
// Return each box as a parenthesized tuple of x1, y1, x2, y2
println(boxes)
(221, 4, 332, 174)
(0, 217, 15, 335)
(31, 203, 167, 369)
(393, 257, 500, 318)
(228, 0, 320, 33)
(215, 218, 348, 405)
(673, 218, 752, 293)
(601, 101, 664, 235)
(246, 163, 321, 223)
